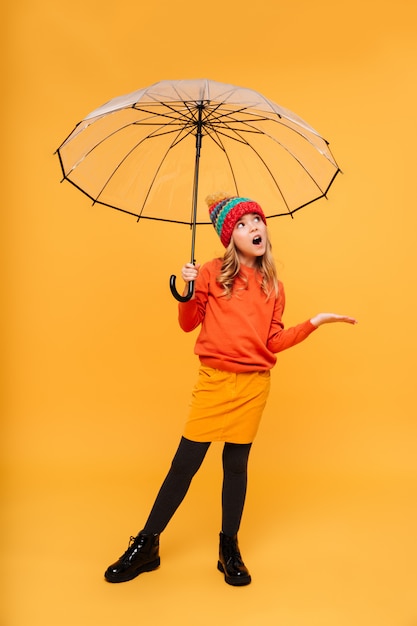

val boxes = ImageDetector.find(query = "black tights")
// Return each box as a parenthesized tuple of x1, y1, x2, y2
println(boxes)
(142, 437, 252, 537)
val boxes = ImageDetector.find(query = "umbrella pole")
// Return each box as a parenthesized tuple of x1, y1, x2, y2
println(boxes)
(170, 103, 204, 302)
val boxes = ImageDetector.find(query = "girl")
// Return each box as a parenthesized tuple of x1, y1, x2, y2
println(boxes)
(105, 193, 356, 587)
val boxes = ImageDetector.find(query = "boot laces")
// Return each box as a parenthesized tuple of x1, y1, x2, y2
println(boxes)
(119, 535, 142, 561)
(227, 550, 244, 566)
(224, 542, 244, 566)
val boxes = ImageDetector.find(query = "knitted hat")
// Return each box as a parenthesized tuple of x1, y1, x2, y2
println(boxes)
(206, 193, 267, 247)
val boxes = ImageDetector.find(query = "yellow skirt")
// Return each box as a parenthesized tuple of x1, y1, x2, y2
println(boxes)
(183, 365, 271, 444)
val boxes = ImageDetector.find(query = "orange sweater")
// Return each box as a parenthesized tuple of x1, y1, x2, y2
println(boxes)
(178, 258, 316, 373)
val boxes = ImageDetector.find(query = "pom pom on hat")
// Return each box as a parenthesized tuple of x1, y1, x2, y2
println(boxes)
(206, 192, 267, 247)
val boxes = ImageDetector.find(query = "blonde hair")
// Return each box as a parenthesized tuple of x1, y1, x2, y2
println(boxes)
(217, 237, 279, 300)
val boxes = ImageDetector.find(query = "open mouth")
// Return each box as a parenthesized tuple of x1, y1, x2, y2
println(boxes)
(252, 236, 262, 246)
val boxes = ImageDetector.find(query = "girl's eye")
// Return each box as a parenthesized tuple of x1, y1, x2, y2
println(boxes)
(237, 222, 244, 228)
(254, 216, 260, 222)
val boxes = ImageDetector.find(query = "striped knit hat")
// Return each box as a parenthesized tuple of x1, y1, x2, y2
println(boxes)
(206, 193, 267, 247)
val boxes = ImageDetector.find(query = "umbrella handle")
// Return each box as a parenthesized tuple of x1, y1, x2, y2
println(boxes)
(169, 274, 194, 302)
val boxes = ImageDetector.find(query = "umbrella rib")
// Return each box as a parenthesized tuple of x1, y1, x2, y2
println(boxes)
(133, 102, 200, 125)
(62, 174, 212, 224)
(202, 104, 334, 170)
(204, 123, 291, 213)
(64, 105, 200, 172)
(206, 117, 330, 197)
(202, 128, 240, 196)
(63, 115, 194, 178)
(88, 125, 188, 212)
(266, 166, 341, 217)
(199, 90, 322, 141)
(135, 130, 189, 220)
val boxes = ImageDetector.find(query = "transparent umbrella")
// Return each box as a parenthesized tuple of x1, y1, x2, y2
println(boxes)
(56, 78, 340, 301)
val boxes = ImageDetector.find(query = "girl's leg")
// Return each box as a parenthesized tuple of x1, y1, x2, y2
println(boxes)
(221, 442, 252, 536)
(218, 442, 253, 586)
(142, 436, 211, 534)
(105, 436, 210, 583)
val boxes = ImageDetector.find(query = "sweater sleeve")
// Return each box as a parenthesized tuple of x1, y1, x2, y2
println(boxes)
(267, 283, 317, 354)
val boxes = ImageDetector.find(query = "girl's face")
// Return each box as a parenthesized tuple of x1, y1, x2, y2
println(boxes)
(232, 213, 267, 267)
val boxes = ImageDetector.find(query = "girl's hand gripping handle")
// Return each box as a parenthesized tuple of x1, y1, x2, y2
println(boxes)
(170, 263, 201, 302)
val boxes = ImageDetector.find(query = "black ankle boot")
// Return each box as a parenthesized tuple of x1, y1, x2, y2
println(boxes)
(104, 532, 160, 583)
(217, 531, 251, 586)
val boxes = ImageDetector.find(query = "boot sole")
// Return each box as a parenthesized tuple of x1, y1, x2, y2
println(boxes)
(105, 557, 160, 583)
(217, 561, 251, 586)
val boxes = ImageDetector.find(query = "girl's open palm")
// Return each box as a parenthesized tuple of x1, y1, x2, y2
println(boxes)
(310, 313, 358, 327)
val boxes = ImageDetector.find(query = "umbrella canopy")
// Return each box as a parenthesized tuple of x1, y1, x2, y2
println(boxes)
(56, 78, 340, 299)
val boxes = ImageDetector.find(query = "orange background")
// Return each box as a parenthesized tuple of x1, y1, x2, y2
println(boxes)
(3, 1, 417, 624)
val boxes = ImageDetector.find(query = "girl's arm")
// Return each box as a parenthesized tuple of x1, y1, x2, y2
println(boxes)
(267, 285, 316, 353)
(178, 263, 206, 332)
(267, 285, 357, 353)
